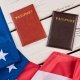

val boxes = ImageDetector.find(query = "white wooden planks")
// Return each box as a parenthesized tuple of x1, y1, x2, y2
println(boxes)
(0, 0, 80, 64)
(1, 0, 80, 31)
(0, 0, 18, 6)
(11, 17, 80, 64)
(11, 18, 68, 64)
(70, 51, 80, 57)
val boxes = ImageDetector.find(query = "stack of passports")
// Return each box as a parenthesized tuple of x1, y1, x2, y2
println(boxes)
(47, 11, 78, 50)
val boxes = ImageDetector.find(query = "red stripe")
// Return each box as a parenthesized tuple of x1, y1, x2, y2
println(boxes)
(40, 52, 79, 78)
(72, 60, 80, 80)
(17, 62, 40, 80)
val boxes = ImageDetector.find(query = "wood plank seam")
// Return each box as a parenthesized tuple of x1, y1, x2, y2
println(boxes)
(10, 5, 80, 33)
(10, 5, 80, 55)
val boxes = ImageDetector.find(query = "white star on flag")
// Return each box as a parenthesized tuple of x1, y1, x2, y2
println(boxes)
(0, 49, 8, 61)
(6, 64, 17, 73)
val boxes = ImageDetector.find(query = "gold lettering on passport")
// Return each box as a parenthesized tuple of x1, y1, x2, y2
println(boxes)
(56, 17, 75, 23)
(15, 10, 33, 19)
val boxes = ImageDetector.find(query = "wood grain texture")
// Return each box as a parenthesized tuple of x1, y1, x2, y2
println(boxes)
(1, 0, 80, 31)
(0, 0, 80, 64)
(11, 17, 80, 64)
(70, 51, 80, 57)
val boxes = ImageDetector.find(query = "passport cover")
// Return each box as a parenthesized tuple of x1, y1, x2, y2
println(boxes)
(47, 11, 78, 50)
(10, 4, 46, 46)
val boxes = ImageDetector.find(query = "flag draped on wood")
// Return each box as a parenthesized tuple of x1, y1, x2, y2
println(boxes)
(1, 4, 80, 80)
(0, 50, 28, 80)
(0, 7, 40, 80)
(0, 7, 20, 69)
(0, 50, 40, 80)
(32, 52, 80, 80)
(17, 61, 40, 80)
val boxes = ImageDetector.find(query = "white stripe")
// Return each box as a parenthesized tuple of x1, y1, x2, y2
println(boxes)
(31, 70, 72, 80)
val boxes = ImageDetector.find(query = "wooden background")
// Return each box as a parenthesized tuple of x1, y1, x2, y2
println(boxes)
(0, 0, 80, 64)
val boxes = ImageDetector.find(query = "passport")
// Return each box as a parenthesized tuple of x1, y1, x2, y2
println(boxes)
(10, 4, 46, 46)
(47, 11, 78, 50)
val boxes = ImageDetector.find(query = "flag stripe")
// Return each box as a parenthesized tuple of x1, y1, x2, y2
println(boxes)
(31, 70, 72, 80)
(17, 62, 40, 80)
(39, 52, 78, 78)
(72, 60, 80, 80)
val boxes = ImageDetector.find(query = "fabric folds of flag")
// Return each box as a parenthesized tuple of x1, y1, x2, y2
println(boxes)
(32, 52, 79, 80)
(0, 7, 40, 80)
(0, 7, 20, 69)
(17, 61, 40, 80)
(72, 60, 80, 80)
(0, 50, 40, 80)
